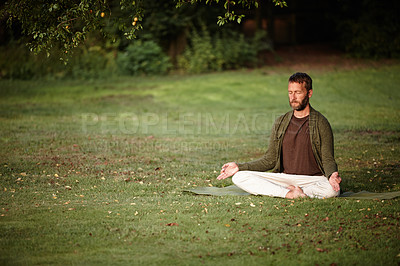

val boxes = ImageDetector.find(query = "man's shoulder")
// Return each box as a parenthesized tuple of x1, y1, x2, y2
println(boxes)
(310, 106, 330, 123)
(310, 107, 333, 133)
(275, 110, 293, 122)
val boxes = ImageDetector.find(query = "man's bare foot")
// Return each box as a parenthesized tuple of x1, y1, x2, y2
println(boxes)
(286, 186, 306, 199)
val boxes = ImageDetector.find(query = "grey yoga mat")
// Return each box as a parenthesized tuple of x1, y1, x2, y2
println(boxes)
(185, 185, 400, 199)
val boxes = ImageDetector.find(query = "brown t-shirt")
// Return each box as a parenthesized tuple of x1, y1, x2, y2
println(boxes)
(282, 115, 323, 176)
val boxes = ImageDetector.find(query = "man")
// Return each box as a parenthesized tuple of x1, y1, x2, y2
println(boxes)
(217, 72, 341, 199)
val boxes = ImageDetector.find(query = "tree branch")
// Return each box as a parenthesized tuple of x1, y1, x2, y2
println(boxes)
(57, 17, 80, 29)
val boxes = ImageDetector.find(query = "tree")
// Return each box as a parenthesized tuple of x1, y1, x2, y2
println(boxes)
(1, 0, 142, 55)
(1, 0, 286, 55)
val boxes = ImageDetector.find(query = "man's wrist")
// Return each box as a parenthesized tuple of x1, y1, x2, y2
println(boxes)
(236, 162, 247, 171)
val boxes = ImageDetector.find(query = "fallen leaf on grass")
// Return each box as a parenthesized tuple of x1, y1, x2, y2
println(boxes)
(166, 223, 178, 226)
(336, 226, 343, 234)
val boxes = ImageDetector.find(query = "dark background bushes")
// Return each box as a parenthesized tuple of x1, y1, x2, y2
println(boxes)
(116, 40, 172, 76)
(0, 0, 399, 80)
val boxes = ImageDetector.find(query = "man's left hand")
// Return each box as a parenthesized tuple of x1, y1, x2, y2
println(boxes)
(329, 172, 341, 192)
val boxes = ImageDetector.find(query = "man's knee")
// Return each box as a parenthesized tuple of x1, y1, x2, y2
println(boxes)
(232, 171, 252, 185)
(325, 188, 340, 198)
(320, 185, 340, 198)
(304, 180, 340, 199)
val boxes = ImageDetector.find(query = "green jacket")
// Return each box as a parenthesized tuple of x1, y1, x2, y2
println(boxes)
(237, 106, 338, 178)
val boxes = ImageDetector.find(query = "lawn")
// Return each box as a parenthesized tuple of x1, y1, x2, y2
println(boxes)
(1, 64, 400, 265)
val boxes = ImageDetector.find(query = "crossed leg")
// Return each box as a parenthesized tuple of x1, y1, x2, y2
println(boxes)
(232, 171, 339, 199)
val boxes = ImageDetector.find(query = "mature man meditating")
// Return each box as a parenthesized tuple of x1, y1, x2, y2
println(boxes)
(217, 72, 342, 199)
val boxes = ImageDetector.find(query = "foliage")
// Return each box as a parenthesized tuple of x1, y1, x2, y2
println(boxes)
(117, 41, 172, 76)
(176, 0, 287, 26)
(138, 0, 199, 50)
(1, 0, 286, 56)
(1, 0, 142, 56)
(0, 65, 399, 264)
(66, 45, 119, 79)
(1, 27, 270, 79)
(177, 25, 215, 74)
(335, 0, 400, 58)
(0, 40, 118, 80)
(178, 26, 271, 73)
(0, 43, 63, 80)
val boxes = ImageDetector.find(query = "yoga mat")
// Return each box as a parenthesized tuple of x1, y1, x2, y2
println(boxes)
(185, 185, 250, 196)
(185, 185, 400, 200)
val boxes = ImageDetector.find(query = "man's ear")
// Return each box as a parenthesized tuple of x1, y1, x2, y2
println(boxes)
(308, 89, 313, 98)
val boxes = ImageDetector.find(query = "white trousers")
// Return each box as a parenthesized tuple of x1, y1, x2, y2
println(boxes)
(232, 171, 339, 199)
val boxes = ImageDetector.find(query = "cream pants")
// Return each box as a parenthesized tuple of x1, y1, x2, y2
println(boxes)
(232, 171, 339, 199)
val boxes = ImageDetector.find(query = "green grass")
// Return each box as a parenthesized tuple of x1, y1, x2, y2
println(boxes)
(1, 65, 400, 265)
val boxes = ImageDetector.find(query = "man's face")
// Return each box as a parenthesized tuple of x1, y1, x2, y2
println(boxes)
(288, 82, 311, 111)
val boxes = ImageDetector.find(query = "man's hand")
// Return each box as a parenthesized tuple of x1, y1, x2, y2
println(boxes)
(217, 162, 239, 180)
(329, 172, 341, 192)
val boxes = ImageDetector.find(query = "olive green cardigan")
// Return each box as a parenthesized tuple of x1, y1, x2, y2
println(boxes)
(237, 106, 338, 178)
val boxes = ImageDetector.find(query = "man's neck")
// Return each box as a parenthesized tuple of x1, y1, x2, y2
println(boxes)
(293, 104, 310, 118)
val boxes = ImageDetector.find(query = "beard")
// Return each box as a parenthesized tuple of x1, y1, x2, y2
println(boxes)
(289, 92, 309, 111)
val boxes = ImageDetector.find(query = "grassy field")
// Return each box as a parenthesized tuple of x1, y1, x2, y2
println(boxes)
(1, 64, 400, 265)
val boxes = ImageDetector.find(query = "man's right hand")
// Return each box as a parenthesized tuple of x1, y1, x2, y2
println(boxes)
(217, 162, 239, 180)
(329, 171, 341, 192)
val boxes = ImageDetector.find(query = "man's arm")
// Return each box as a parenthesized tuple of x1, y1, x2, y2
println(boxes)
(235, 113, 288, 172)
(319, 119, 341, 191)
(216, 112, 289, 180)
(318, 116, 338, 178)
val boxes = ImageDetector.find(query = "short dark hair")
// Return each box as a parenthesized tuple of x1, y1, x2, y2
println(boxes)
(288, 72, 312, 92)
